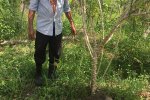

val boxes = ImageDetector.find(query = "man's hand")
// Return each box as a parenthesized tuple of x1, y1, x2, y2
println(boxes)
(70, 22, 76, 36)
(28, 28, 36, 40)
(65, 12, 77, 36)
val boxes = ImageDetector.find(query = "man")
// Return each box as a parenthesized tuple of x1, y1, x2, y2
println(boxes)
(28, 0, 76, 86)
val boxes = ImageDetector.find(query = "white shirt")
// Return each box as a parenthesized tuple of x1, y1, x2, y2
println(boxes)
(29, 0, 71, 36)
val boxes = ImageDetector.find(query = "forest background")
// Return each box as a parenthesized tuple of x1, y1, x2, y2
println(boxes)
(0, 0, 150, 99)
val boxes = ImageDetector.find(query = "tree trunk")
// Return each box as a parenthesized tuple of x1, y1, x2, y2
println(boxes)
(91, 55, 97, 94)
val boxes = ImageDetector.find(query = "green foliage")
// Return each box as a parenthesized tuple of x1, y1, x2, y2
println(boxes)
(0, 40, 91, 99)
(0, 0, 25, 39)
(0, 39, 149, 100)
(0, 0, 150, 99)
(97, 74, 149, 100)
(62, 19, 71, 35)
(0, 41, 149, 99)
(109, 16, 150, 76)
(84, 0, 150, 77)
(0, 20, 15, 39)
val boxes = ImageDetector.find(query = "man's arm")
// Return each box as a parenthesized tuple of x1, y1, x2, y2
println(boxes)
(28, 0, 38, 40)
(64, 0, 76, 35)
(28, 10, 36, 40)
(65, 11, 76, 35)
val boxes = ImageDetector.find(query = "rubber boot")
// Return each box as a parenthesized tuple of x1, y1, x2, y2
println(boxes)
(35, 65, 43, 86)
(48, 63, 57, 79)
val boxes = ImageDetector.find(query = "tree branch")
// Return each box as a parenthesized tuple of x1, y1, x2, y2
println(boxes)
(102, 11, 149, 46)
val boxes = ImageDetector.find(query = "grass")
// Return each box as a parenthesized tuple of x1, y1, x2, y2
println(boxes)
(0, 38, 91, 99)
(0, 34, 150, 99)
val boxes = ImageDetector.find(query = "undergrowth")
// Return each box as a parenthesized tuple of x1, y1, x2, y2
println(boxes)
(0, 36, 149, 99)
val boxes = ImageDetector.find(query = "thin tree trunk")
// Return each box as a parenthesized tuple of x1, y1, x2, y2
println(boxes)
(97, 0, 105, 39)
(21, 0, 25, 28)
(91, 16, 98, 95)
(81, 0, 93, 58)
(21, 0, 25, 19)
(80, 0, 97, 94)
(96, 0, 105, 76)
(91, 54, 97, 94)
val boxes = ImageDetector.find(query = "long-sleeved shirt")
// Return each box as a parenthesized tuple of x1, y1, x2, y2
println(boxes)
(29, 0, 71, 36)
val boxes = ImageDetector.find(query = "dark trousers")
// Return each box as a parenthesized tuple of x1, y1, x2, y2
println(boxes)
(34, 31, 62, 73)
